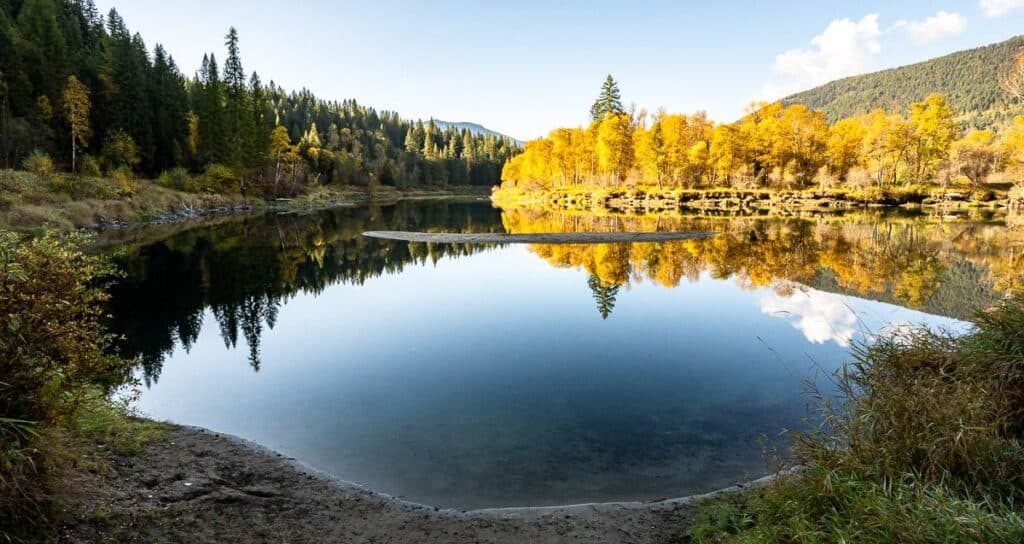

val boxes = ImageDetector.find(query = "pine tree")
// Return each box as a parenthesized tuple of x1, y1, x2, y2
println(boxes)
(588, 274, 619, 319)
(590, 74, 624, 122)
(150, 45, 189, 171)
(223, 26, 247, 168)
(245, 71, 268, 170)
(17, 0, 69, 102)
(197, 52, 228, 165)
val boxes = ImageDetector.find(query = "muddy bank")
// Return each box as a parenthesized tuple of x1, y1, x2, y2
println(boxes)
(55, 425, 768, 543)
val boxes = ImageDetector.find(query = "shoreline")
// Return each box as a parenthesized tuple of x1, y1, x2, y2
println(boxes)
(94, 187, 492, 230)
(0, 168, 493, 233)
(191, 424, 780, 516)
(491, 186, 1013, 216)
(58, 422, 776, 542)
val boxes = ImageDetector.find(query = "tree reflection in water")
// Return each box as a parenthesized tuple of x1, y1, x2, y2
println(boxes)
(106, 202, 1024, 383)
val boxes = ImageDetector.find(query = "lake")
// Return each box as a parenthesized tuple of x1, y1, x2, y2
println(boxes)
(105, 201, 1017, 509)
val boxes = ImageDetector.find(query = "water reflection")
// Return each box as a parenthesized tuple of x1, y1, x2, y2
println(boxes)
(109, 202, 504, 380)
(103, 202, 1021, 507)
(760, 284, 861, 347)
(109, 203, 1024, 381)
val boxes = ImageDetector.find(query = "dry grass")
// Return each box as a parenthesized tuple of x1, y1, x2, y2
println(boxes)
(689, 294, 1024, 543)
(0, 169, 252, 231)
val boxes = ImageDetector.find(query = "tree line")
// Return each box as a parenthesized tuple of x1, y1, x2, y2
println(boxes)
(0, 0, 518, 194)
(500, 76, 1024, 193)
(109, 201, 504, 378)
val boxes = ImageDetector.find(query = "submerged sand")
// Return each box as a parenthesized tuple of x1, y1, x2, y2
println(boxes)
(59, 425, 773, 543)
(361, 231, 716, 244)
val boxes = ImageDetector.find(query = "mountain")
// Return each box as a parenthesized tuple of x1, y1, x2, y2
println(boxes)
(427, 120, 523, 145)
(784, 35, 1024, 129)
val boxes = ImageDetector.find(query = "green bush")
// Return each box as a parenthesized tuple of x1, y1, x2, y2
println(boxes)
(203, 163, 239, 193)
(0, 231, 132, 532)
(22, 150, 54, 177)
(78, 154, 101, 177)
(109, 165, 137, 197)
(157, 167, 199, 192)
(47, 175, 116, 201)
(100, 131, 139, 172)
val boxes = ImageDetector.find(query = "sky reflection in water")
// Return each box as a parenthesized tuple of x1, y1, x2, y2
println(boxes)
(112, 203, 979, 508)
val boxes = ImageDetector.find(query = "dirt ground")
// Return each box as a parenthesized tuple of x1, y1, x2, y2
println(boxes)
(49, 425, 763, 543)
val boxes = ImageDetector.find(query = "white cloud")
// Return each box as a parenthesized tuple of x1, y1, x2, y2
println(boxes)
(894, 11, 967, 44)
(760, 286, 860, 347)
(981, 0, 1024, 17)
(761, 14, 881, 100)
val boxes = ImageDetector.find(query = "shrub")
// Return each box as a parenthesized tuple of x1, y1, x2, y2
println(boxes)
(0, 231, 132, 532)
(100, 131, 139, 172)
(157, 167, 199, 192)
(22, 150, 54, 177)
(109, 165, 137, 197)
(203, 163, 239, 193)
(78, 154, 101, 177)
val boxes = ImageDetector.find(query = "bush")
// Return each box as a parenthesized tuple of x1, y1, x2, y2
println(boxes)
(100, 131, 139, 172)
(0, 231, 132, 532)
(109, 165, 137, 197)
(78, 154, 101, 177)
(203, 163, 239, 193)
(22, 150, 54, 176)
(157, 167, 199, 192)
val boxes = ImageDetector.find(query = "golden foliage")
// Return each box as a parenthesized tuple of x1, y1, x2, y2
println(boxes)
(500, 94, 1023, 192)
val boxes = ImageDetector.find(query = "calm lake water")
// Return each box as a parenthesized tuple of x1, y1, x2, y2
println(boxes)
(105, 201, 1015, 508)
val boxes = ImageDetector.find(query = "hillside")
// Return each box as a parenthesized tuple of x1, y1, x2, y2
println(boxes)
(784, 35, 1024, 129)
(429, 120, 523, 145)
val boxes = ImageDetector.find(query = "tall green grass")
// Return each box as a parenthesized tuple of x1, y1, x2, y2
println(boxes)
(691, 294, 1024, 543)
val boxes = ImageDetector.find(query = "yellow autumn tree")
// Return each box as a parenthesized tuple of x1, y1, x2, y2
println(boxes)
(908, 93, 959, 184)
(61, 75, 91, 173)
(595, 113, 634, 185)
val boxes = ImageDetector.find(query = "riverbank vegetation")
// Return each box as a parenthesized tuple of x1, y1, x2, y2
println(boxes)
(0, 167, 491, 232)
(497, 76, 1024, 208)
(688, 293, 1024, 542)
(0, 0, 517, 203)
(0, 231, 165, 540)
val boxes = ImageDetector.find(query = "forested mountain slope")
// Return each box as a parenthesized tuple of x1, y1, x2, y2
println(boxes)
(0, 0, 517, 192)
(784, 35, 1024, 129)
(430, 120, 521, 145)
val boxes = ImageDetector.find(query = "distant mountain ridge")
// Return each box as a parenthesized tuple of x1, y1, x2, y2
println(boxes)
(784, 35, 1024, 129)
(426, 120, 523, 145)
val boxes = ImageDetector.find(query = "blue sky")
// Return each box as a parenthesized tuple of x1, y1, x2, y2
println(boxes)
(97, 1, 1024, 141)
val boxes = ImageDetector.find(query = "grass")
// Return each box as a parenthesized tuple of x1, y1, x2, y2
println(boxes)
(0, 168, 493, 232)
(687, 293, 1024, 543)
(0, 390, 169, 542)
(0, 169, 255, 232)
(69, 391, 169, 457)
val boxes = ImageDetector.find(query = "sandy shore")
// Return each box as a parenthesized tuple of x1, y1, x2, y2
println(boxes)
(56, 425, 769, 543)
